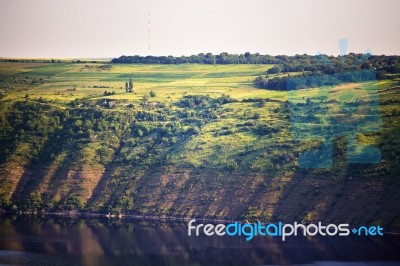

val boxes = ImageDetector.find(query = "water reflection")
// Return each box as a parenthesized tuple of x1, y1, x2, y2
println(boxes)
(0, 215, 399, 266)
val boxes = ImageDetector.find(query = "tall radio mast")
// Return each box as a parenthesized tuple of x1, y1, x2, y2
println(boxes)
(148, 10, 151, 53)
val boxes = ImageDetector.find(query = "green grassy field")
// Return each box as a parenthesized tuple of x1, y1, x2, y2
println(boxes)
(0, 62, 284, 104)
(0, 61, 400, 231)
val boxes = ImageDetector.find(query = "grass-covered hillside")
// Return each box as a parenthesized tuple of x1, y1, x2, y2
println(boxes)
(0, 61, 399, 231)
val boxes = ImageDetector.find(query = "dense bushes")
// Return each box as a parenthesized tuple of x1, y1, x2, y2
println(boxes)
(255, 69, 378, 90)
(112, 52, 277, 64)
(253, 53, 400, 90)
(177, 94, 237, 109)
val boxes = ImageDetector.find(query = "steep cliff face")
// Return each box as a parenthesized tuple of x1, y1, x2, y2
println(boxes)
(0, 94, 399, 232)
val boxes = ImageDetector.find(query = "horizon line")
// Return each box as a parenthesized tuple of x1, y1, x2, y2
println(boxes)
(1, 52, 400, 60)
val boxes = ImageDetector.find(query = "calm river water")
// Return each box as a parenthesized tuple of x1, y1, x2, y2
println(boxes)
(0, 215, 399, 266)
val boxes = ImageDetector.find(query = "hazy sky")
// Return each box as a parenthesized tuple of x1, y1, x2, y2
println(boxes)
(0, 0, 399, 58)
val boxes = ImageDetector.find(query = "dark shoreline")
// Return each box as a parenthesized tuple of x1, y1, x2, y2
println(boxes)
(1, 210, 237, 224)
(2, 210, 400, 235)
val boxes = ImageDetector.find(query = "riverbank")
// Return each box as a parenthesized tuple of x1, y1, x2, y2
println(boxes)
(1, 210, 238, 224)
(3, 210, 400, 235)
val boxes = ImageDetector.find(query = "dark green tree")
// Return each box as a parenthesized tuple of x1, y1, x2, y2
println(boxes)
(267, 66, 282, 74)
(26, 192, 43, 212)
